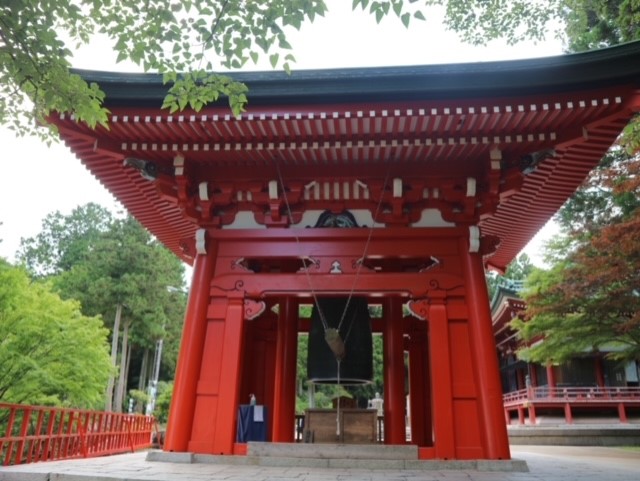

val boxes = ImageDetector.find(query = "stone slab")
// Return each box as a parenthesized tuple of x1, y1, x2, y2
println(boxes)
(146, 450, 529, 472)
(4, 446, 640, 481)
(508, 426, 640, 446)
(247, 442, 418, 459)
(327, 458, 406, 470)
(146, 451, 194, 463)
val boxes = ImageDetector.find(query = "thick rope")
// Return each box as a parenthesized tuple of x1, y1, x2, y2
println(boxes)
(336, 168, 392, 334)
(274, 160, 330, 331)
(274, 160, 391, 397)
(336, 359, 341, 438)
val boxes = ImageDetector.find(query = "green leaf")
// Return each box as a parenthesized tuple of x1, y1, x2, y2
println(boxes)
(269, 53, 279, 68)
(279, 37, 293, 50)
(393, 1, 403, 17)
(401, 12, 410, 28)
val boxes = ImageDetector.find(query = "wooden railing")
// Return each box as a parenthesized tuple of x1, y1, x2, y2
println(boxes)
(0, 403, 155, 466)
(503, 386, 640, 424)
(504, 386, 640, 404)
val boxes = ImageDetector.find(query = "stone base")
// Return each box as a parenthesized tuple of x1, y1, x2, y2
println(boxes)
(508, 425, 640, 446)
(247, 441, 418, 459)
(147, 443, 529, 472)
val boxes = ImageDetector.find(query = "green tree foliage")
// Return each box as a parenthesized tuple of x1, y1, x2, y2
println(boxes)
(557, 149, 640, 236)
(558, 1, 640, 151)
(434, 0, 640, 51)
(487, 253, 534, 300)
(516, 157, 640, 364)
(127, 388, 150, 414)
(507, 2, 640, 366)
(563, 0, 640, 52)
(0, 260, 112, 407)
(18, 205, 186, 412)
(153, 381, 173, 424)
(17, 203, 113, 277)
(1, 0, 430, 139)
(53, 216, 186, 411)
(16, 1, 639, 142)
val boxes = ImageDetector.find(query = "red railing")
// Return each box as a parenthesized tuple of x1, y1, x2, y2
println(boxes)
(504, 386, 640, 405)
(503, 386, 640, 424)
(0, 403, 155, 466)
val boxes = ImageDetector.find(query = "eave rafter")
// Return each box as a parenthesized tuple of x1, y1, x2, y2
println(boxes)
(52, 43, 640, 266)
(152, 153, 515, 229)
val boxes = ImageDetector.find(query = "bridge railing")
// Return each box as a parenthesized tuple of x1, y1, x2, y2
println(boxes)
(0, 403, 155, 466)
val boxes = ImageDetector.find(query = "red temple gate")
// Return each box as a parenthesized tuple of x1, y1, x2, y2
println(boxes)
(53, 42, 640, 460)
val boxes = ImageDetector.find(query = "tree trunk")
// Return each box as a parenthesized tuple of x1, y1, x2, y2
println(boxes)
(114, 318, 130, 412)
(138, 348, 150, 391)
(105, 303, 122, 411)
(124, 343, 132, 410)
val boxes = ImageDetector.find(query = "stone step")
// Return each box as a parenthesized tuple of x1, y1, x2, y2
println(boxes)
(147, 451, 529, 472)
(247, 442, 418, 460)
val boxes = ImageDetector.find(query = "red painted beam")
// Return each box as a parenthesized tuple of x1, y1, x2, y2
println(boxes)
(211, 272, 465, 298)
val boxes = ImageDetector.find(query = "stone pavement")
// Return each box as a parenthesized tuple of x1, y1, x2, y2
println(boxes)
(1, 445, 639, 481)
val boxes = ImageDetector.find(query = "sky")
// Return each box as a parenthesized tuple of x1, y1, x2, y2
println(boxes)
(0, 2, 564, 265)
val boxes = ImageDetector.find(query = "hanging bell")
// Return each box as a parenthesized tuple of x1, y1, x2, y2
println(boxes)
(324, 328, 345, 361)
(307, 296, 373, 384)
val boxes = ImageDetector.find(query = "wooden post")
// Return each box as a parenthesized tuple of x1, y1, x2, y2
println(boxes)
(546, 364, 557, 390)
(272, 297, 299, 442)
(618, 403, 628, 423)
(428, 293, 455, 459)
(518, 407, 525, 425)
(382, 297, 406, 445)
(564, 403, 573, 424)
(211, 293, 246, 453)
(408, 322, 431, 446)
(528, 404, 537, 425)
(164, 240, 217, 452)
(461, 246, 511, 460)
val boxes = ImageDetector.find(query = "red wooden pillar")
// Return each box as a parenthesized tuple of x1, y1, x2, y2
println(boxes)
(546, 364, 557, 389)
(428, 293, 455, 459)
(211, 293, 246, 453)
(528, 404, 537, 425)
(272, 297, 299, 442)
(461, 246, 511, 460)
(164, 237, 217, 452)
(383, 297, 406, 445)
(240, 310, 278, 439)
(408, 321, 432, 447)
(618, 403, 628, 423)
(564, 403, 573, 424)
(517, 407, 525, 425)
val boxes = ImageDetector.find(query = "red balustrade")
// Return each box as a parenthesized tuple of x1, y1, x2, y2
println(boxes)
(0, 403, 155, 466)
(503, 386, 640, 425)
